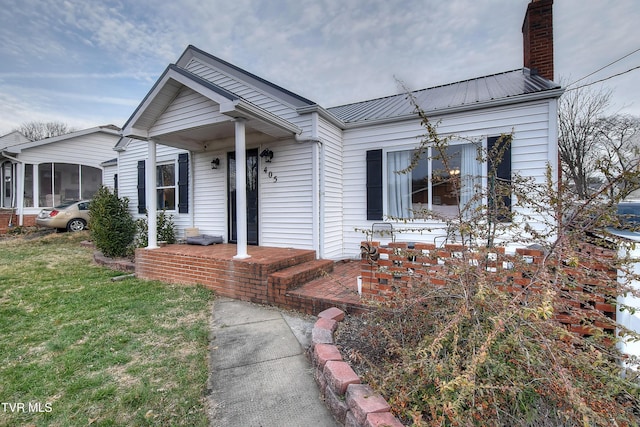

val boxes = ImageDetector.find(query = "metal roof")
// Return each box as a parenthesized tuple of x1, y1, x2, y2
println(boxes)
(177, 45, 316, 108)
(326, 68, 562, 125)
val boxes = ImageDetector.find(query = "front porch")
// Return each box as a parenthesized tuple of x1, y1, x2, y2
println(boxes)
(135, 243, 366, 315)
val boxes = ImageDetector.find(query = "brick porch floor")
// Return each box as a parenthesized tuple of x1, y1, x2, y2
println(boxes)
(289, 259, 365, 311)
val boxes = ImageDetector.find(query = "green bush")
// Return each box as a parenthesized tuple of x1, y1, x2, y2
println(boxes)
(89, 186, 136, 258)
(135, 210, 177, 248)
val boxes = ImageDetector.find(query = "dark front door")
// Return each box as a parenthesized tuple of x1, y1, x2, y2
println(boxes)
(228, 149, 259, 245)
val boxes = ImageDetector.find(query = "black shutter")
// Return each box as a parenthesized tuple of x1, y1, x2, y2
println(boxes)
(487, 135, 512, 220)
(137, 160, 146, 214)
(177, 153, 189, 214)
(366, 149, 383, 220)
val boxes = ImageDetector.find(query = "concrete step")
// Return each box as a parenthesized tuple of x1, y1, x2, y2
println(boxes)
(269, 259, 335, 291)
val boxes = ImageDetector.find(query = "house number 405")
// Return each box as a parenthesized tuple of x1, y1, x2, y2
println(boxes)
(263, 167, 278, 183)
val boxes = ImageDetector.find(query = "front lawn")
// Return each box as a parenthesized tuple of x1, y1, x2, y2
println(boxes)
(0, 231, 213, 426)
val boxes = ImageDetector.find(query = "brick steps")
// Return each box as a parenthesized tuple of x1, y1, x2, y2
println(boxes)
(264, 250, 318, 272)
(269, 259, 334, 291)
(134, 244, 364, 315)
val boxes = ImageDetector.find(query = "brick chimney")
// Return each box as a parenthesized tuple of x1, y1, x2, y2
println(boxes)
(522, 0, 554, 81)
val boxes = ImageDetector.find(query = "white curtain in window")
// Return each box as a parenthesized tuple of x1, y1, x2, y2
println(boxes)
(460, 144, 481, 213)
(387, 151, 412, 218)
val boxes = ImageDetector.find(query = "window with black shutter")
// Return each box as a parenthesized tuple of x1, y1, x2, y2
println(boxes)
(137, 154, 189, 214)
(487, 135, 512, 222)
(366, 149, 383, 220)
(178, 153, 189, 214)
(137, 160, 146, 214)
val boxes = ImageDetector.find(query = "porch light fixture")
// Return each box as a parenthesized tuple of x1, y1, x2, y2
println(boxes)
(211, 158, 220, 169)
(260, 149, 274, 163)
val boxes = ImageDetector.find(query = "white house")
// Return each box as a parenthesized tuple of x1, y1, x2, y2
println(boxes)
(0, 125, 122, 229)
(118, 0, 562, 260)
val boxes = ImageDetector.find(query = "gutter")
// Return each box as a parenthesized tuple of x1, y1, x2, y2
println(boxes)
(292, 124, 324, 257)
(294, 133, 321, 144)
(1, 151, 22, 164)
(297, 104, 346, 130)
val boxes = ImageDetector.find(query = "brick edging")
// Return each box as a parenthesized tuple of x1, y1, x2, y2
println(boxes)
(93, 251, 135, 273)
(308, 307, 404, 427)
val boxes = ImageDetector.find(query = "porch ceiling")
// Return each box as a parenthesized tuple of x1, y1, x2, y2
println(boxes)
(151, 122, 280, 152)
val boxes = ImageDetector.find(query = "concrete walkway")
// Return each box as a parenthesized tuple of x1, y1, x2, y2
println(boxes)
(207, 298, 339, 427)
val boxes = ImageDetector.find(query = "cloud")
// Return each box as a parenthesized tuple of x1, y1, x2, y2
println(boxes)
(1, 0, 639, 135)
(0, 71, 157, 80)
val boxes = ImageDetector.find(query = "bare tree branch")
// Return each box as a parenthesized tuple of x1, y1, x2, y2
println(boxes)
(13, 121, 75, 141)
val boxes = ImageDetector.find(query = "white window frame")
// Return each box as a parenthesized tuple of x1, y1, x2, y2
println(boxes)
(383, 141, 483, 221)
(156, 161, 177, 211)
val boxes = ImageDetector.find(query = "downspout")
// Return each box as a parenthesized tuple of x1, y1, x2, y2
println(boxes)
(548, 97, 560, 238)
(295, 121, 323, 258)
(1, 151, 24, 226)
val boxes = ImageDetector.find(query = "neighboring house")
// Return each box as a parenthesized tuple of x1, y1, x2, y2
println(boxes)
(0, 125, 122, 229)
(118, 0, 562, 260)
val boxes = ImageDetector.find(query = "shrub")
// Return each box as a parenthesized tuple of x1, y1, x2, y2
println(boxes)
(89, 186, 136, 258)
(135, 210, 177, 248)
(338, 247, 640, 426)
(335, 97, 640, 426)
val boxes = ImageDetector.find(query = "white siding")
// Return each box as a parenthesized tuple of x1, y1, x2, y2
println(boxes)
(341, 100, 558, 259)
(185, 59, 301, 122)
(150, 87, 227, 136)
(116, 140, 146, 221)
(260, 140, 314, 250)
(318, 116, 344, 259)
(18, 132, 117, 167)
(102, 164, 118, 192)
(192, 149, 228, 238)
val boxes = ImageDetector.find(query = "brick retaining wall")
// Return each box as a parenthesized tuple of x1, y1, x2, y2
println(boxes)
(359, 241, 617, 336)
(135, 247, 302, 304)
(310, 307, 403, 427)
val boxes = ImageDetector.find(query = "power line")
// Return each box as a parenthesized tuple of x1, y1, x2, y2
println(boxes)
(566, 47, 640, 88)
(565, 65, 640, 91)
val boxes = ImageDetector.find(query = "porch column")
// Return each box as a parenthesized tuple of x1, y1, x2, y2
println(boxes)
(15, 162, 24, 226)
(233, 118, 250, 259)
(147, 139, 158, 249)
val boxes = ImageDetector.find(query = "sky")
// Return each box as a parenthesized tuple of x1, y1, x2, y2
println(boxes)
(0, 0, 639, 136)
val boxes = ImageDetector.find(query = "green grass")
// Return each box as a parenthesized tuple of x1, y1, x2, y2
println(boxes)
(0, 231, 213, 426)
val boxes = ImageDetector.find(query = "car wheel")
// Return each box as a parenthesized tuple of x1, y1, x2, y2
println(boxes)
(67, 218, 87, 232)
